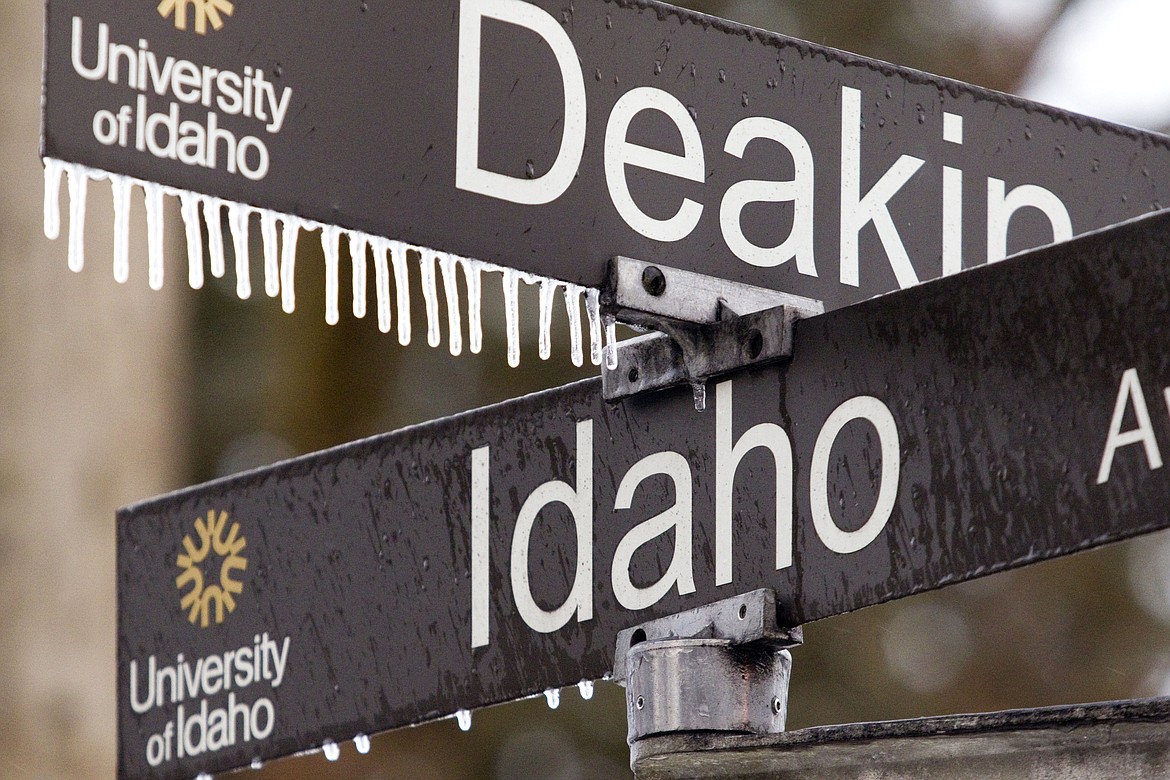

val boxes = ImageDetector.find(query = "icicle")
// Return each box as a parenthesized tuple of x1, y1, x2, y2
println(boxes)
(65, 164, 88, 273)
(280, 217, 300, 314)
(503, 268, 521, 368)
(228, 202, 251, 299)
(419, 249, 442, 348)
(354, 733, 371, 755)
(43, 158, 64, 240)
(605, 317, 619, 371)
(578, 680, 595, 700)
(538, 279, 559, 361)
(464, 259, 483, 354)
(109, 174, 132, 283)
(438, 253, 463, 356)
(144, 182, 166, 291)
(322, 739, 340, 761)
(204, 197, 226, 279)
(544, 688, 561, 709)
(372, 238, 393, 334)
(322, 225, 341, 325)
(179, 192, 204, 289)
(350, 231, 369, 318)
(586, 288, 603, 366)
(261, 210, 280, 298)
(692, 381, 708, 412)
(390, 241, 411, 346)
(455, 709, 472, 732)
(563, 284, 585, 368)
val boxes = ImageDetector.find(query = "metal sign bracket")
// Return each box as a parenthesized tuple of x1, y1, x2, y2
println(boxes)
(613, 590, 803, 746)
(600, 258, 824, 408)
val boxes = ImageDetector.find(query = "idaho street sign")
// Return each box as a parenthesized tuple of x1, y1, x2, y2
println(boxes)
(119, 209, 1170, 778)
(44, 0, 1170, 313)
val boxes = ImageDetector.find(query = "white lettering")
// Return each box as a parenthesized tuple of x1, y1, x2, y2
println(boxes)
(1098, 367, 1164, 484)
(611, 451, 695, 611)
(510, 420, 594, 633)
(810, 396, 899, 554)
(456, 0, 586, 205)
(605, 87, 705, 241)
(715, 380, 794, 586)
(471, 446, 491, 648)
(987, 178, 1073, 262)
(720, 116, 816, 274)
(840, 85, 926, 288)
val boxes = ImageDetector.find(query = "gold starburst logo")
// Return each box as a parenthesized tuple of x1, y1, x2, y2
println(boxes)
(176, 510, 248, 628)
(157, 0, 235, 35)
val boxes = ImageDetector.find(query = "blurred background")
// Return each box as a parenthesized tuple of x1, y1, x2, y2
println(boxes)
(5, 0, 1170, 777)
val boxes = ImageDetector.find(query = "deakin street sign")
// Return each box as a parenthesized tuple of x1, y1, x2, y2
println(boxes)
(119, 208, 1170, 777)
(43, 0, 1170, 317)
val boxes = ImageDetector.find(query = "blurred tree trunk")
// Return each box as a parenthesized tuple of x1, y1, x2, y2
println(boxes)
(0, 4, 186, 778)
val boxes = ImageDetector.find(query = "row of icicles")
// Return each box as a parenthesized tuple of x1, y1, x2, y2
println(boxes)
(190, 681, 596, 776)
(43, 158, 618, 369)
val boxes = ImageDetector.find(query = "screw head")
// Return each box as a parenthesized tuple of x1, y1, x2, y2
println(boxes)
(771, 696, 783, 715)
(636, 695, 646, 710)
(746, 329, 764, 360)
(641, 266, 667, 297)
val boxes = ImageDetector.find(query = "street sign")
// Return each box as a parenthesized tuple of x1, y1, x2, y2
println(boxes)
(120, 209, 1170, 778)
(44, 0, 1170, 318)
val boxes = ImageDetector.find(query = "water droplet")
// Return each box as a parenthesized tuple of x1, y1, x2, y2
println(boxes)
(250, 757, 264, 770)
(594, 68, 602, 81)
(605, 13, 612, 29)
(741, 93, 749, 107)
(686, 105, 697, 120)
(197, 773, 212, 780)
(1056, 145, 1066, 158)
(885, 87, 892, 99)
(456, 709, 473, 731)
(653, 61, 662, 75)
(689, 63, 696, 77)
(718, 69, 727, 83)
(323, 739, 340, 761)
(578, 680, 595, 700)
(422, 556, 430, 572)
(525, 159, 536, 179)
(354, 733, 371, 754)
(1091, 159, 1100, 173)
(545, 688, 561, 709)
(766, 78, 776, 89)
(1024, 126, 1033, 140)
(360, 1, 368, 11)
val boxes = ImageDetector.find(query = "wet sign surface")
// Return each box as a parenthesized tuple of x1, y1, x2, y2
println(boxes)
(44, 0, 1170, 314)
(120, 211, 1170, 777)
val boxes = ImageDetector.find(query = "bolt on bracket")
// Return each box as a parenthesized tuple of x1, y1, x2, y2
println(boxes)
(613, 590, 803, 745)
(600, 257, 824, 407)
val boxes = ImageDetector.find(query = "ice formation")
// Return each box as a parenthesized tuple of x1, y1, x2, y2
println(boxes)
(43, 158, 611, 368)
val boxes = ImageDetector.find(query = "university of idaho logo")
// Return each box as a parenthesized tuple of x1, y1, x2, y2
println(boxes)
(176, 510, 248, 628)
(157, 0, 235, 35)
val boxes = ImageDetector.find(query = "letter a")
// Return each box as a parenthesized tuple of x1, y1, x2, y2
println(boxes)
(1097, 368, 1163, 484)
(457, 0, 586, 205)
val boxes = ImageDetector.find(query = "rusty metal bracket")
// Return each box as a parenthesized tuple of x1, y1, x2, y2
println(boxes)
(613, 590, 803, 746)
(600, 257, 823, 408)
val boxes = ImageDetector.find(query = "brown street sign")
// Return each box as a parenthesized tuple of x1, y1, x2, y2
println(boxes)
(43, 0, 1170, 313)
(119, 210, 1170, 777)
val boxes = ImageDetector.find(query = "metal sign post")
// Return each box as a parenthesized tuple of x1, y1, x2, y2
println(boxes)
(43, 0, 1170, 314)
(118, 210, 1170, 778)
